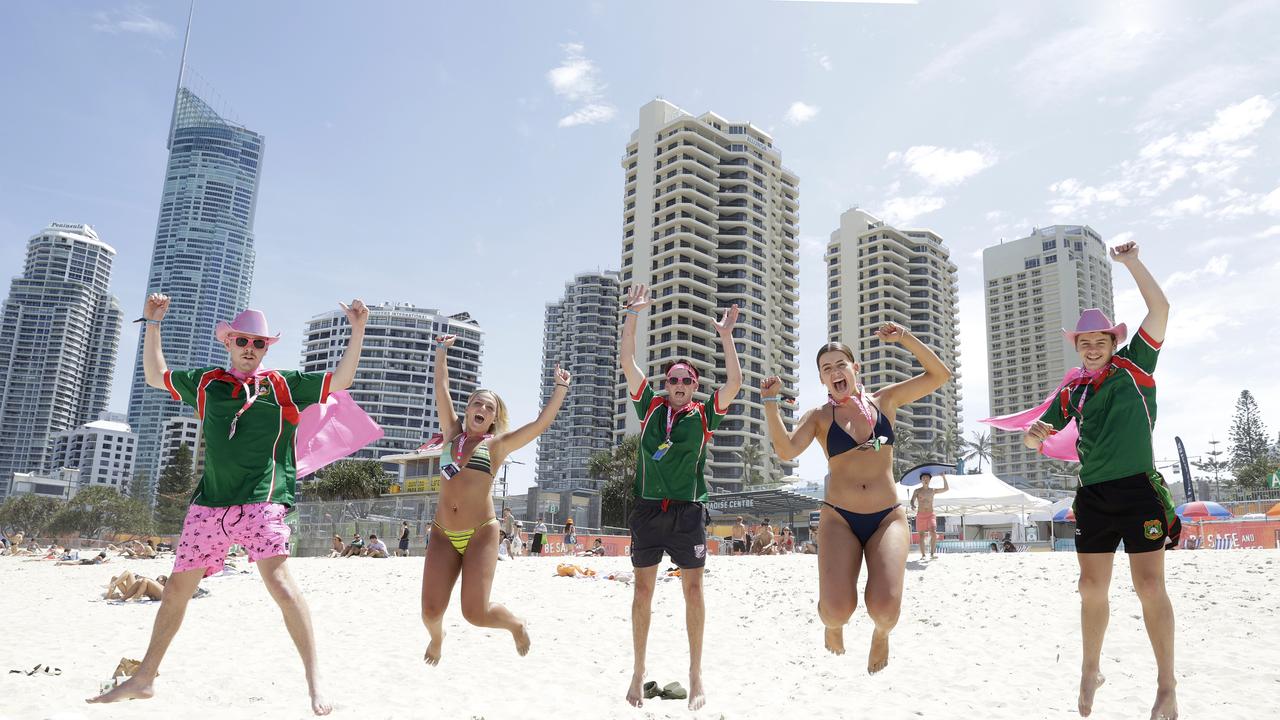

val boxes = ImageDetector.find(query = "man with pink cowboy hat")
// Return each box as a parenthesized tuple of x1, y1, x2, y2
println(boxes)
(90, 294, 369, 715)
(983, 240, 1176, 720)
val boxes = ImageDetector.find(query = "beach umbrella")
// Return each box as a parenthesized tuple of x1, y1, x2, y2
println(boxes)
(1266, 502, 1280, 517)
(899, 463, 956, 487)
(1175, 501, 1232, 519)
(1052, 507, 1076, 522)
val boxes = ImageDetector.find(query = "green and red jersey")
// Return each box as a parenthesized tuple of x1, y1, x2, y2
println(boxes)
(164, 367, 331, 507)
(630, 383, 729, 502)
(1038, 328, 1162, 486)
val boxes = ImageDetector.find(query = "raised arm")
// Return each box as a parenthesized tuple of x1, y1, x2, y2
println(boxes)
(329, 299, 368, 392)
(939, 475, 950, 494)
(874, 321, 953, 413)
(620, 284, 650, 397)
(490, 366, 571, 462)
(761, 375, 817, 460)
(434, 335, 460, 438)
(142, 293, 171, 389)
(713, 304, 742, 403)
(909, 488, 918, 510)
(1110, 242, 1168, 343)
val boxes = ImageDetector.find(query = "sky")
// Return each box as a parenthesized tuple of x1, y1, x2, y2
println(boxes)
(2, 0, 1278, 494)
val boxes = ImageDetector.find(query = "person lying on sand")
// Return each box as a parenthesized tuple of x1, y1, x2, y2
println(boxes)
(106, 571, 168, 601)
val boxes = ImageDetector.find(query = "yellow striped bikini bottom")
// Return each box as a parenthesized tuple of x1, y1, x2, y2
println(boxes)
(432, 518, 499, 555)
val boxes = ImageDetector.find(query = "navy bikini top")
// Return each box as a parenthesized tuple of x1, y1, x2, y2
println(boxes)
(826, 402, 896, 457)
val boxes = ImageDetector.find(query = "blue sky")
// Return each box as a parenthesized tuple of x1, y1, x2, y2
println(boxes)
(2, 0, 1278, 492)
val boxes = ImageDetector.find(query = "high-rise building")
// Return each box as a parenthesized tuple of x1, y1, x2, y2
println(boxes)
(0, 223, 122, 500)
(301, 303, 484, 468)
(158, 416, 204, 483)
(536, 271, 621, 492)
(983, 225, 1114, 490)
(50, 413, 137, 494)
(826, 209, 962, 450)
(616, 100, 801, 492)
(125, 44, 265, 493)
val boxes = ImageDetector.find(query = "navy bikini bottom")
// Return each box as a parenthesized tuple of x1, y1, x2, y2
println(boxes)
(823, 502, 900, 546)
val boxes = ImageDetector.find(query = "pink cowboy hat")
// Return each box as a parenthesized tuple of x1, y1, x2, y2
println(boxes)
(1064, 308, 1127, 346)
(215, 309, 281, 345)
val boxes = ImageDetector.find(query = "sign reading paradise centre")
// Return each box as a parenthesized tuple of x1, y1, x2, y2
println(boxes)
(707, 498, 755, 511)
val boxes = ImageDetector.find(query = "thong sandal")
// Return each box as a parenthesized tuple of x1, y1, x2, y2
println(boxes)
(642, 680, 661, 699)
(660, 681, 688, 700)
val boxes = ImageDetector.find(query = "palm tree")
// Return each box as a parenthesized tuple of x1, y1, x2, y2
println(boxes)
(965, 431, 996, 473)
(737, 441, 765, 489)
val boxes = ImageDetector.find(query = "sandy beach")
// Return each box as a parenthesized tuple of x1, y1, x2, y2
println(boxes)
(1, 550, 1276, 720)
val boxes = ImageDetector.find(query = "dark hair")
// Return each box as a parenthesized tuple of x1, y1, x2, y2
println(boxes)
(815, 342, 857, 370)
(369, 534, 377, 540)
(662, 357, 700, 380)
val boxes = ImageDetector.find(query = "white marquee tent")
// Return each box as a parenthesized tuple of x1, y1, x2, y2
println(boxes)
(899, 473, 1052, 542)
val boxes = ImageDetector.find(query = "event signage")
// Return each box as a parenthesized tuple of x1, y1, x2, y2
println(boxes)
(707, 498, 755, 510)
(1175, 436, 1196, 502)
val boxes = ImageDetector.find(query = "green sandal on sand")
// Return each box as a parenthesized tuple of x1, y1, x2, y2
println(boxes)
(642, 681, 661, 699)
(660, 681, 687, 700)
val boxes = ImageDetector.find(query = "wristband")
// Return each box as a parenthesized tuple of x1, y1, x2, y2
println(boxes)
(556, 383, 570, 389)
(762, 397, 780, 404)
(624, 309, 640, 316)
(132, 318, 162, 326)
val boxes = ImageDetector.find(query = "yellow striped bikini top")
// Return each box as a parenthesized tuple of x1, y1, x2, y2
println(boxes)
(444, 433, 493, 476)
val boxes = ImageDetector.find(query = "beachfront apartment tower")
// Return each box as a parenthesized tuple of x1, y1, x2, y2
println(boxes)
(124, 69, 265, 497)
(826, 209, 962, 452)
(616, 99, 801, 492)
(0, 223, 123, 501)
(301, 303, 484, 470)
(49, 413, 137, 495)
(983, 225, 1113, 491)
(536, 271, 622, 492)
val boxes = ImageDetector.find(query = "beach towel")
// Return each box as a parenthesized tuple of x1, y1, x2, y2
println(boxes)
(295, 391, 384, 478)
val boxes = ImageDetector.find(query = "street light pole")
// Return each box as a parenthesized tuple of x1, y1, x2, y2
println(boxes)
(499, 459, 525, 511)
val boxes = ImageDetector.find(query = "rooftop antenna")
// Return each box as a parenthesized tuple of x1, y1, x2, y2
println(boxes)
(167, 1, 196, 149)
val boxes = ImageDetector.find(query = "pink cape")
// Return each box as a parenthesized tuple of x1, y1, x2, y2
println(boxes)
(980, 368, 1083, 463)
(295, 390, 384, 478)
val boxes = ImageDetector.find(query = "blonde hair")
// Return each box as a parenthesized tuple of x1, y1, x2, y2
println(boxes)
(466, 389, 509, 434)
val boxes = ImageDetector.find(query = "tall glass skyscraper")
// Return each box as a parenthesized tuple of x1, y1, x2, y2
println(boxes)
(0, 223, 122, 500)
(126, 77, 265, 495)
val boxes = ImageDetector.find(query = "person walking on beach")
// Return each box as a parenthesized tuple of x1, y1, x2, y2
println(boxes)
(397, 522, 411, 557)
(619, 283, 741, 710)
(992, 241, 1176, 720)
(563, 518, 577, 555)
(531, 518, 547, 556)
(762, 324, 951, 674)
(420, 334, 569, 666)
(731, 517, 748, 555)
(909, 473, 949, 559)
(90, 294, 370, 715)
(499, 508, 518, 558)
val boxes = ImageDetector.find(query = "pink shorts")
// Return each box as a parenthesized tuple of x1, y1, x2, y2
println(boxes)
(916, 512, 936, 531)
(173, 502, 291, 577)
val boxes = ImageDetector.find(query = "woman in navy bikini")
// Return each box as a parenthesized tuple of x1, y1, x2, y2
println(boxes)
(762, 322, 951, 673)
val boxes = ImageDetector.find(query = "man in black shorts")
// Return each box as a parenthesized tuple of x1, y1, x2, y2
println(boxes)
(619, 284, 741, 711)
(731, 517, 748, 555)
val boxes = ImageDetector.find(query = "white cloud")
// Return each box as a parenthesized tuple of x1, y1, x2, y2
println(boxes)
(1046, 96, 1276, 219)
(547, 43, 616, 128)
(784, 101, 820, 126)
(888, 145, 998, 187)
(91, 6, 173, 37)
(805, 46, 833, 71)
(915, 15, 1022, 84)
(1165, 254, 1230, 290)
(1257, 225, 1280, 238)
(880, 196, 946, 225)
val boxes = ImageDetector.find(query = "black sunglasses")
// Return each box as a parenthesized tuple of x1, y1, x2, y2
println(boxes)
(234, 337, 267, 350)
(666, 376, 696, 386)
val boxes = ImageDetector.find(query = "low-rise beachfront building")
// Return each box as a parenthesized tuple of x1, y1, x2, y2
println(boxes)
(49, 413, 136, 495)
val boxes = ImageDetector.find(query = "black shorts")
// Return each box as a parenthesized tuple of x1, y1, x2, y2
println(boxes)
(398, 538, 410, 551)
(732, 539, 746, 553)
(629, 499, 708, 569)
(1074, 472, 1180, 554)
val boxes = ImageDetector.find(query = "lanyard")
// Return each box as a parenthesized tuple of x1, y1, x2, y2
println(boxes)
(452, 432, 493, 462)
(830, 387, 875, 429)
(228, 377, 268, 440)
(664, 401, 695, 441)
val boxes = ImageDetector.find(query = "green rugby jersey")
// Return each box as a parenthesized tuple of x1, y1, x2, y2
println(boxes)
(1038, 328, 1161, 486)
(164, 367, 331, 507)
(630, 383, 730, 502)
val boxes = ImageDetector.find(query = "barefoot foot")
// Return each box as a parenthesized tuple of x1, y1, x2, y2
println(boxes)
(688, 675, 706, 711)
(1078, 671, 1105, 716)
(424, 632, 445, 666)
(86, 675, 155, 704)
(625, 671, 645, 708)
(310, 689, 332, 716)
(867, 629, 890, 674)
(1150, 684, 1177, 720)
(824, 626, 846, 655)
(512, 620, 531, 656)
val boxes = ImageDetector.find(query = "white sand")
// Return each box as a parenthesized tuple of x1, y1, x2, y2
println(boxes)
(1, 550, 1277, 720)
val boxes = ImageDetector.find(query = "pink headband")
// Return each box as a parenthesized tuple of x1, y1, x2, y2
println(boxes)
(666, 362, 699, 381)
